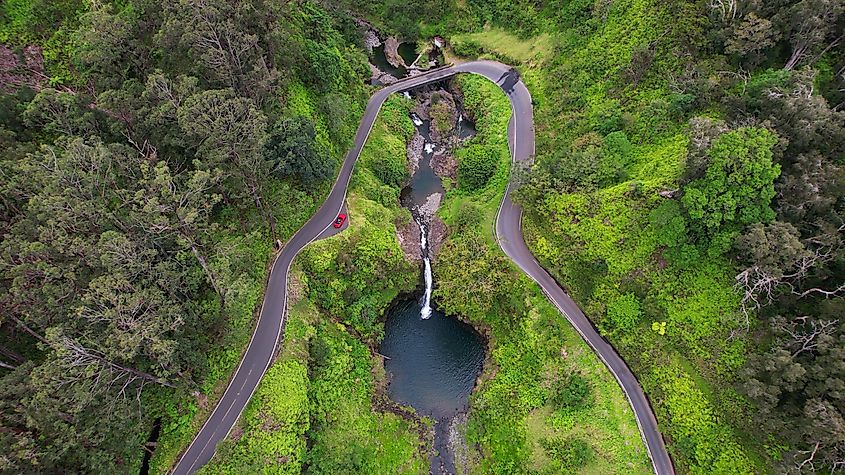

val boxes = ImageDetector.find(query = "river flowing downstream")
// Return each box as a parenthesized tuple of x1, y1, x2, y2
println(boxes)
(379, 83, 486, 474)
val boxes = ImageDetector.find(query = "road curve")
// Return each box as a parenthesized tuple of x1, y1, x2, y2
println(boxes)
(172, 60, 674, 475)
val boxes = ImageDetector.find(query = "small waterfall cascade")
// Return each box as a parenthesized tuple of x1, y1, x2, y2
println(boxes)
(419, 218, 433, 320)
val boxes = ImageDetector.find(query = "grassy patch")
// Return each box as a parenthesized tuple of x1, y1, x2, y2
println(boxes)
(523, 293, 651, 475)
(304, 320, 430, 474)
(451, 28, 553, 65)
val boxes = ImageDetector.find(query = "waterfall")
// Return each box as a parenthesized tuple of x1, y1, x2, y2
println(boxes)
(419, 219, 433, 319)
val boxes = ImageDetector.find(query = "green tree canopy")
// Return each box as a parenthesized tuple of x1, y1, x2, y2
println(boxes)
(265, 115, 333, 190)
(458, 143, 499, 192)
(681, 127, 781, 239)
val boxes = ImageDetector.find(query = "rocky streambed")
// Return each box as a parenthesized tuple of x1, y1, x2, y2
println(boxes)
(384, 79, 483, 475)
(396, 83, 475, 264)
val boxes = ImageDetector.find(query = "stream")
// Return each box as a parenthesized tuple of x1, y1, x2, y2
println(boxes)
(368, 38, 445, 85)
(371, 43, 406, 82)
(380, 86, 483, 474)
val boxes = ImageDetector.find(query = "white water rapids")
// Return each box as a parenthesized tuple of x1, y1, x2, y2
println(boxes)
(419, 219, 433, 319)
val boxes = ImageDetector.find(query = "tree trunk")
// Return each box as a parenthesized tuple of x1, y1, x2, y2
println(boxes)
(0, 360, 17, 370)
(58, 336, 176, 388)
(809, 34, 843, 67)
(181, 229, 226, 305)
(250, 182, 277, 242)
(785, 44, 808, 70)
(0, 345, 24, 364)
(9, 315, 49, 344)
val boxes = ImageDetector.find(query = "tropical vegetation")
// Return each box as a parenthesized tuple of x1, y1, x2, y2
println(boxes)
(1, 0, 843, 474)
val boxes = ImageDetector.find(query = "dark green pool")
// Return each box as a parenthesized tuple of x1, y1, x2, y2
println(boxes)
(380, 298, 484, 420)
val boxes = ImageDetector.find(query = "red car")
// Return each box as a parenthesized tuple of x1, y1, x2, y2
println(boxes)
(333, 213, 347, 228)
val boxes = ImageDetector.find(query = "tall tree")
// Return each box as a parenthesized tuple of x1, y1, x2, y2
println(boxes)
(681, 127, 781, 240)
(265, 115, 334, 190)
(741, 299, 845, 473)
(23, 89, 99, 138)
(73, 3, 150, 91)
(131, 161, 226, 302)
(782, 0, 844, 70)
(158, 0, 279, 105)
(176, 88, 276, 239)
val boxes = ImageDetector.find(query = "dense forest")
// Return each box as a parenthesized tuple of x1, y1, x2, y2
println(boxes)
(1, 0, 844, 474)
(1, 0, 371, 472)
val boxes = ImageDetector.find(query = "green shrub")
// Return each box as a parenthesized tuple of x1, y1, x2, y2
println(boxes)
(452, 201, 484, 232)
(681, 127, 780, 239)
(433, 233, 521, 323)
(540, 436, 594, 471)
(369, 152, 409, 188)
(605, 293, 642, 333)
(452, 37, 483, 57)
(665, 243, 701, 269)
(550, 373, 592, 410)
(458, 143, 499, 191)
(649, 200, 688, 248)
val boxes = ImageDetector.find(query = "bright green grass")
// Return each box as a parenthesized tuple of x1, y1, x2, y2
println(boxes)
(525, 294, 651, 475)
(452, 28, 553, 64)
(303, 318, 429, 475)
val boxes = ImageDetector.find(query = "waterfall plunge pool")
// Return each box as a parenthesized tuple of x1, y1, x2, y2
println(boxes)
(380, 300, 485, 421)
(379, 299, 485, 474)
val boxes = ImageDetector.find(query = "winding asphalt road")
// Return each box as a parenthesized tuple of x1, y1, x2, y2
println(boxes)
(172, 60, 674, 475)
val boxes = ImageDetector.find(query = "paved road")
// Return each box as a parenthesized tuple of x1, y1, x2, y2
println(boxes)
(172, 60, 674, 475)
(490, 68, 675, 475)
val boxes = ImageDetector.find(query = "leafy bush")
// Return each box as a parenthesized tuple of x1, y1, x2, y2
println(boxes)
(201, 361, 310, 474)
(266, 115, 334, 190)
(433, 234, 521, 323)
(550, 372, 592, 410)
(649, 200, 688, 248)
(359, 96, 414, 190)
(369, 152, 409, 189)
(539, 436, 594, 471)
(681, 127, 780, 239)
(458, 143, 499, 191)
(605, 293, 643, 333)
(452, 201, 484, 232)
(599, 131, 632, 185)
(452, 38, 484, 57)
